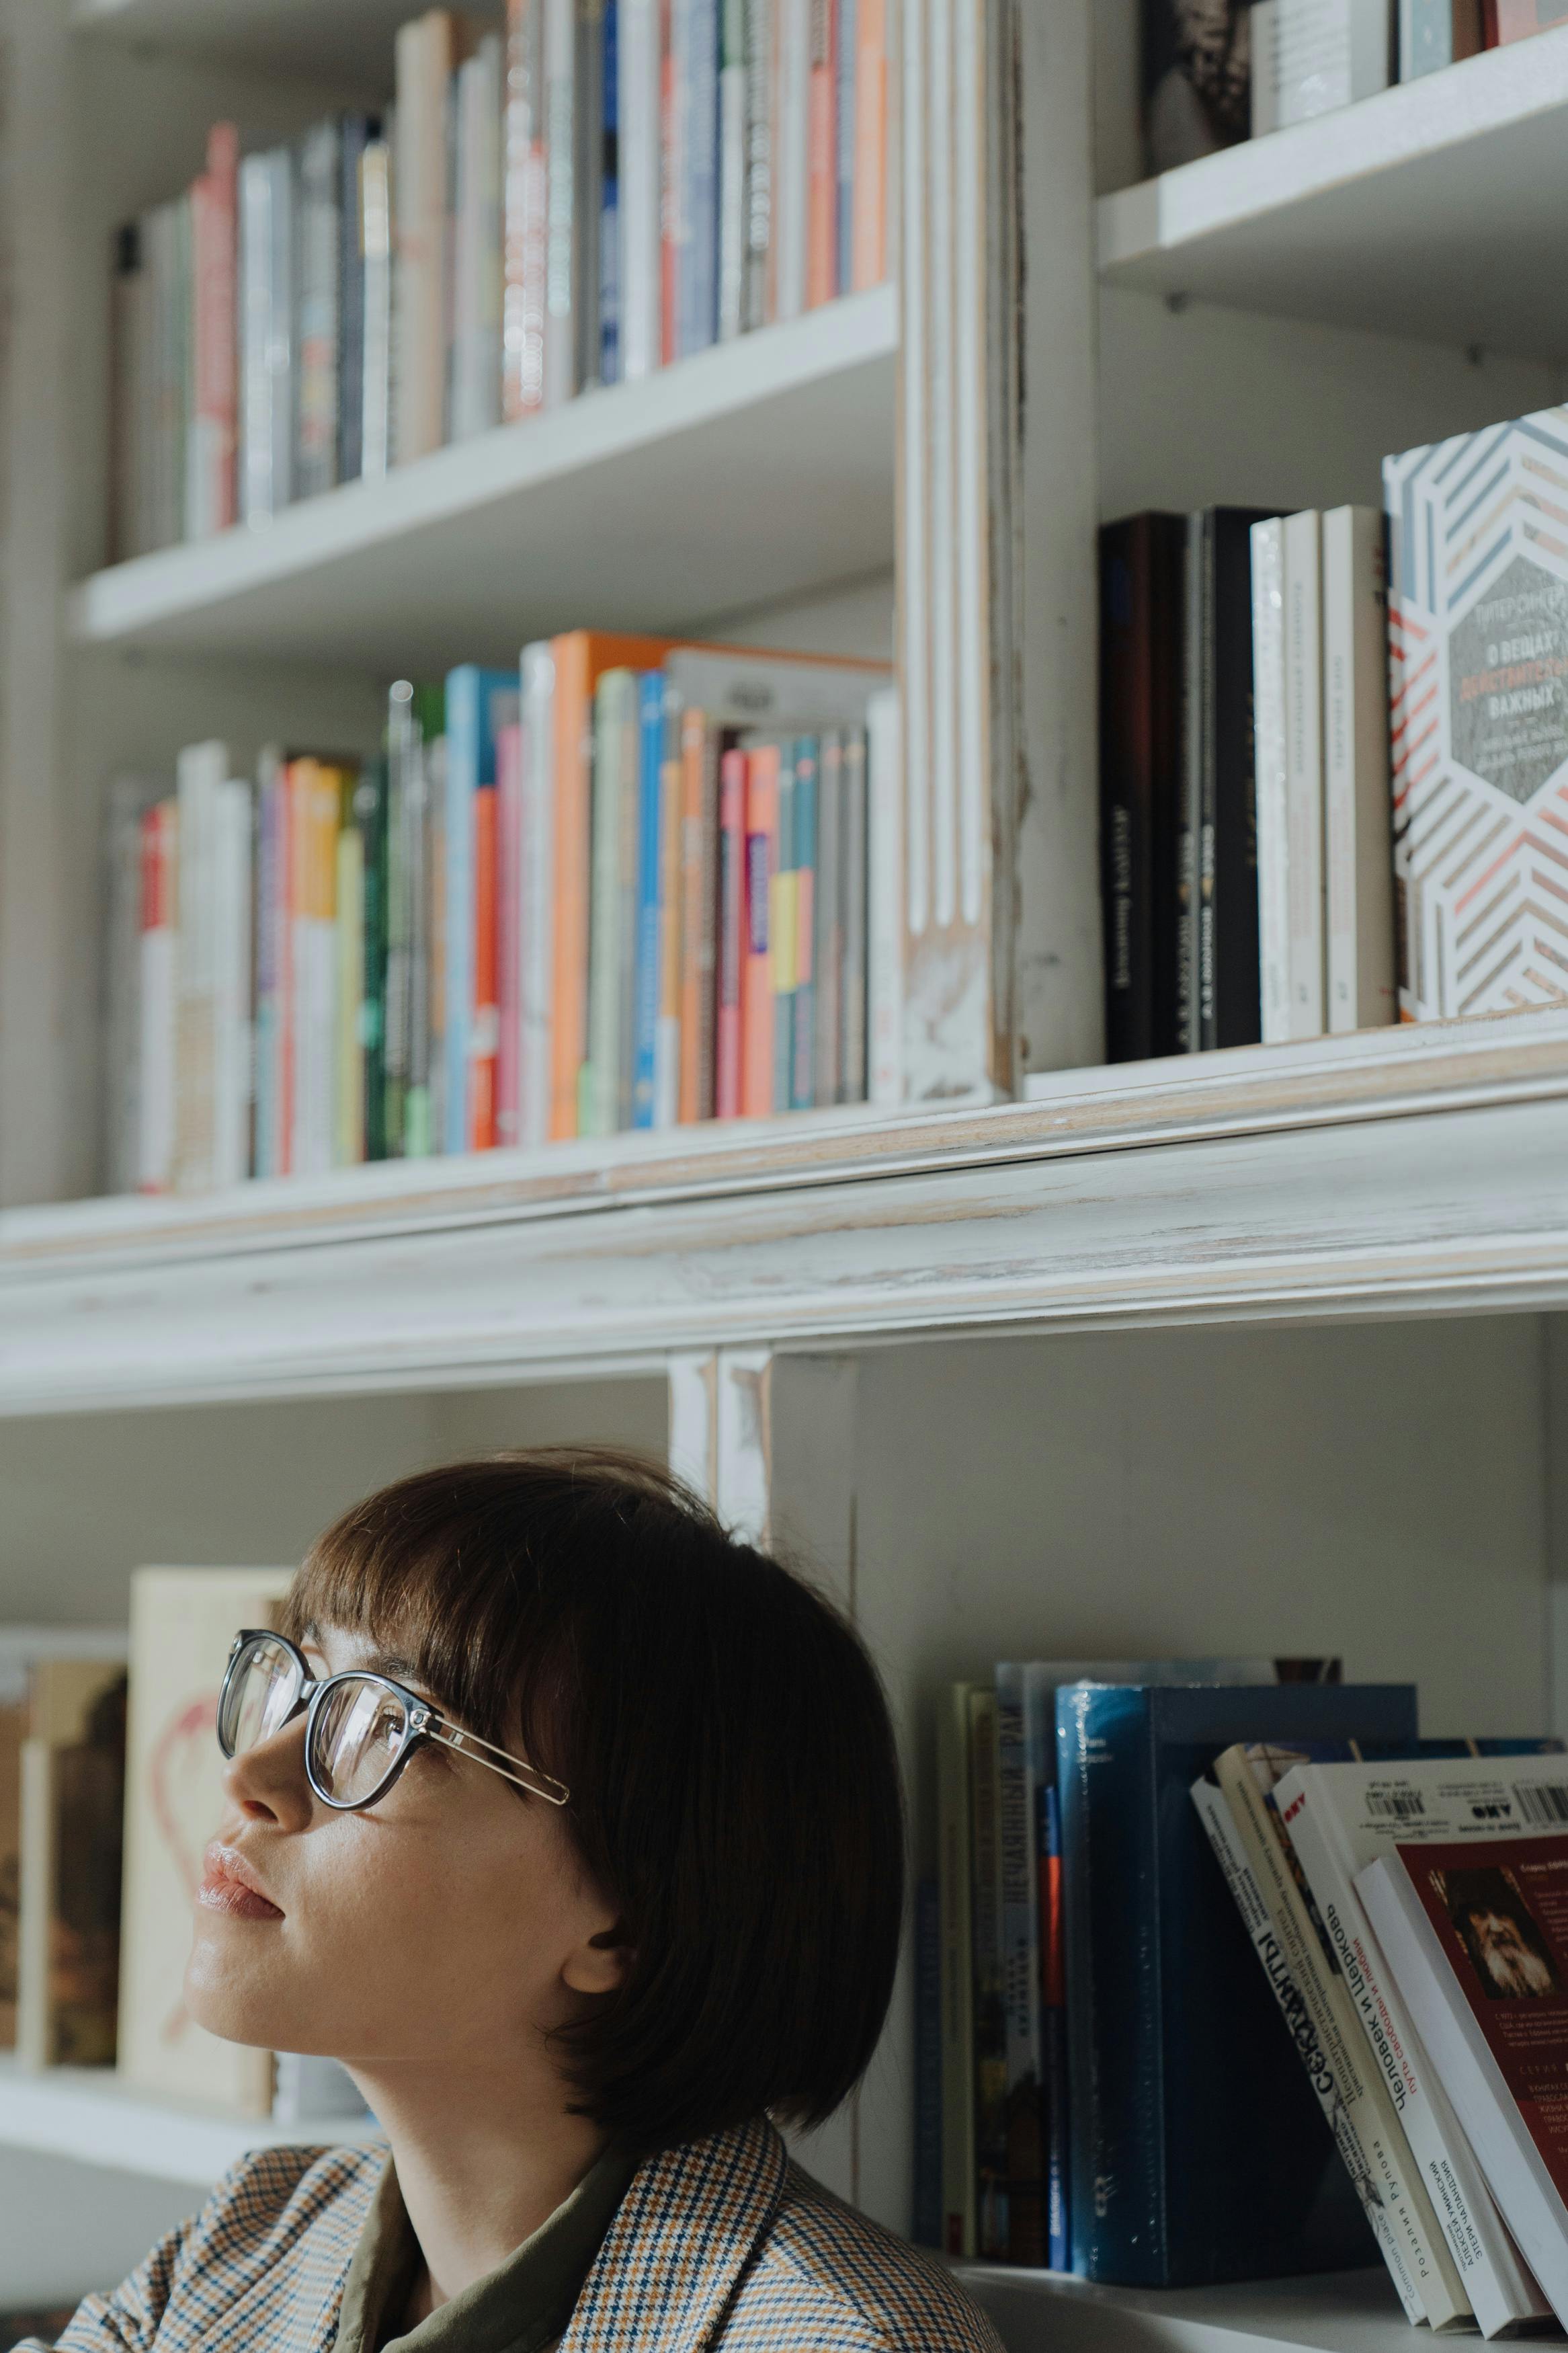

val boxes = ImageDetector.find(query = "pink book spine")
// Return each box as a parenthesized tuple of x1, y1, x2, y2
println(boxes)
(741, 743, 778, 1117)
(715, 748, 746, 1116)
(192, 122, 239, 533)
(495, 719, 524, 1145)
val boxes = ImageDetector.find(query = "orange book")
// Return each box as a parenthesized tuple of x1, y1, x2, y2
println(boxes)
(741, 744, 779, 1117)
(678, 711, 717, 1125)
(470, 783, 499, 1150)
(806, 0, 837, 309)
(851, 0, 888, 291)
(549, 630, 679, 1140)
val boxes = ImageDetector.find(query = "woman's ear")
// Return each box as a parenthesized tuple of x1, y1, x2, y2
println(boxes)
(561, 1922, 632, 1997)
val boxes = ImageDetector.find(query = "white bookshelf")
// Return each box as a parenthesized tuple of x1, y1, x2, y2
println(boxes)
(69, 288, 898, 670)
(0, 2062, 382, 2190)
(1098, 26, 1568, 356)
(5, 0, 1568, 2338)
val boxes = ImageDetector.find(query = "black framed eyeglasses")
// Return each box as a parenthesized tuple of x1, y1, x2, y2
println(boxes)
(217, 1630, 570, 1812)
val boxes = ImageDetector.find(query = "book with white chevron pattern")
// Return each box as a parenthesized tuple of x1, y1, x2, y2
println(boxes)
(1387, 407, 1568, 1021)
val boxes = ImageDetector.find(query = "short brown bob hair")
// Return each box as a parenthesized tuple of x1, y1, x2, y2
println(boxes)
(284, 1446, 905, 2156)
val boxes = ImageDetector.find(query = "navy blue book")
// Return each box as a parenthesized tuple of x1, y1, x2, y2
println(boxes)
(1057, 1680, 1417, 2289)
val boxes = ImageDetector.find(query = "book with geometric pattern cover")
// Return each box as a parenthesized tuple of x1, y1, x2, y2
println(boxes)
(1386, 409, 1568, 1021)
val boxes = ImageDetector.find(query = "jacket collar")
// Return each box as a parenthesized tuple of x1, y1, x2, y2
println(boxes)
(559, 2116, 788, 2353)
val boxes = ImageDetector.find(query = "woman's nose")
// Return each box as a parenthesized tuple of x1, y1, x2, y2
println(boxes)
(222, 1716, 315, 1831)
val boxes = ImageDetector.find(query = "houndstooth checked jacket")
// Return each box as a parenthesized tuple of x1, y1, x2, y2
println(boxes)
(36, 2114, 1007, 2353)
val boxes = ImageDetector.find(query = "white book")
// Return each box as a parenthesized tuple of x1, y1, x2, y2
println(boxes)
(1250, 517, 1292, 1045)
(1192, 1777, 1428, 2318)
(661, 647, 890, 727)
(452, 36, 504, 439)
(1274, 0, 1393, 124)
(718, 3, 747, 340)
(214, 779, 254, 1189)
(1362, 1845, 1568, 2334)
(543, 0, 577, 406)
(1322, 505, 1396, 1033)
(1283, 508, 1327, 1038)
(395, 10, 453, 463)
(867, 684, 903, 1108)
(239, 153, 293, 526)
(1251, 1, 1281, 133)
(294, 118, 341, 503)
(360, 135, 394, 479)
(138, 803, 177, 1195)
(1278, 1754, 1557, 2335)
(1215, 1741, 1471, 2329)
(743, 0, 772, 331)
(518, 639, 556, 1150)
(174, 740, 226, 1194)
(771, 0, 809, 321)
(619, 0, 661, 378)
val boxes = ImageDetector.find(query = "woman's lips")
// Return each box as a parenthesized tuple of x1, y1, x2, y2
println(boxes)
(197, 1843, 284, 1922)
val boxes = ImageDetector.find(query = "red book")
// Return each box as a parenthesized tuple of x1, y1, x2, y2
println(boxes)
(741, 745, 778, 1117)
(470, 783, 499, 1150)
(190, 122, 239, 534)
(715, 748, 746, 1116)
(495, 720, 523, 1147)
(806, 0, 836, 309)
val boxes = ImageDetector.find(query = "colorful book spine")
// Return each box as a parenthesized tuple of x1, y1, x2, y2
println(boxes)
(850, 0, 886, 289)
(789, 734, 817, 1109)
(813, 727, 843, 1105)
(294, 118, 341, 502)
(585, 668, 634, 1137)
(188, 122, 238, 536)
(716, 746, 747, 1115)
(771, 744, 796, 1111)
(805, 0, 835, 308)
(544, 0, 578, 405)
(335, 772, 365, 1168)
(717, 0, 748, 339)
(1041, 1784, 1069, 2271)
(679, 709, 719, 1123)
(742, 741, 777, 1116)
(471, 777, 499, 1149)
(657, 682, 684, 1126)
(618, 0, 661, 377)
(355, 758, 388, 1160)
(495, 719, 524, 1148)
(839, 723, 867, 1101)
(634, 668, 667, 1128)
(675, 0, 720, 354)
(443, 666, 514, 1154)
(137, 800, 177, 1194)
(520, 639, 556, 1148)
(504, 0, 549, 416)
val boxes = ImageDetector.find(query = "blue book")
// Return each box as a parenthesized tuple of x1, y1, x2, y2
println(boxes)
(790, 737, 817, 1109)
(1041, 1785, 1069, 2272)
(675, 0, 719, 355)
(442, 666, 514, 1156)
(1057, 1679, 1417, 2289)
(600, 0, 621, 383)
(632, 671, 665, 1127)
(913, 1874, 942, 2250)
(835, 0, 856, 296)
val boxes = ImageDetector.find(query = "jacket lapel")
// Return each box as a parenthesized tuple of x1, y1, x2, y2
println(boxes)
(559, 2116, 788, 2353)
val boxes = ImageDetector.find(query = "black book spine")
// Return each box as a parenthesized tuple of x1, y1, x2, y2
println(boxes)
(1202, 506, 1272, 1050)
(1100, 513, 1184, 1063)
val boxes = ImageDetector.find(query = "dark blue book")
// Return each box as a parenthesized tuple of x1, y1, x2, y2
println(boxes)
(913, 1874, 942, 2249)
(1040, 1784, 1069, 2271)
(600, 0, 620, 383)
(1057, 1680, 1417, 2289)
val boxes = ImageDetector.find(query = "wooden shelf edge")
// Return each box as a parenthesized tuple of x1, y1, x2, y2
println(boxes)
(66, 286, 898, 655)
(0, 2063, 383, 2188)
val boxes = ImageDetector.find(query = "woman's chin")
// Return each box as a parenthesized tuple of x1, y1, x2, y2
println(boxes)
(183, 1936, 298, 2051)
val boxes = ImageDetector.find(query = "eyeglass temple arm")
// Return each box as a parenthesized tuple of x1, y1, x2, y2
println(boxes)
(424, 1719, 570, 1807)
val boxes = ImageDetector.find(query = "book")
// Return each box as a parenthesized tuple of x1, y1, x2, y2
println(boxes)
(1100, 512, 1184, 1063)
(359, 132, 395, 479)
(104, 777, 163, 1197)
(1060, 1679, 1417, 2288)
(1283, 508, 1328, 1037)
(1215, 1732, 1468, 2323)
(395, 9, 454, 463)
(679, 709, 720, 1123)
(937, 1681, 979, 2256)
(970, 1685, 1009, 2260)
(239, 149, 293, 524)
(1386, 405, 1568, 1022)
(994, 1663, 1048, 2264)
(188, 123, 239, 537)
(1399, 0, 1485, 74)
(839, 725, 868, 1101)
(600, 0, 622, 383)
(582, 666, 638, 1136)
(772, 742, 797, 1111)
(772, 0, 810, 319)
(674, 0, 720, 355)
(444, 668, 518, 1154)
(790, 735, 817, 1109)
(742, 741, 778, 1115)
(337, 112, 373, 483)
(1141, 0, 1252, 172)
(618, 0, 661, 376)
(850, 0, 886, 290)
(743, 0, 772, 328)
(544, 0, 578, 405)
(866, 684, 901, 1105)
(633, 669, 669, 1127)
(1487, 0, 1568, 37)
(1251, 516, 1292, 1043)
(813, 729, 844, 1105)
(1362, 1831, 1568, 2329)
(1278, 1749, 1567, 2331)
(504, 0, 550, 416)
(834, 0, 854, 294)
(519, 639, 557, 1148)
(718, 0, 749, 339)
(496, 719, 524, 1148)
(575, 0, 608, 393)
(1260, 0, 1395, 126)
(119, 1566, 292, 2114)
(805, 0, 835, 309)
(15, 1657, 128, 2071)
(657, 683, 684, 1125)
(1322, 506, 1396, 1033)
(452, 34, 505, 439)
(294, 118, 341, 504)
(1197, 508, 1271, 1051)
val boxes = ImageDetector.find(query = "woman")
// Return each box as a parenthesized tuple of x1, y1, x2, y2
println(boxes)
(37, 1450, 1005, 2353)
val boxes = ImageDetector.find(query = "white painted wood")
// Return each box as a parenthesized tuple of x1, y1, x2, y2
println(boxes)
(713, 1349, 774, 1544)
(10, 1014, 1568, 1410)
(0, 2059, 382, 2186)
(958, 2260, 1522, 2352)
(667, 1353, 719, 1505)
(67, 288, 897, 672)
(1098, 28, 1568, 358)
(71, 0, 485, 78)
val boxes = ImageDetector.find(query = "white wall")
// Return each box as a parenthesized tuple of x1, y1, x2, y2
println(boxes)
(0, 2149, 195, 2307)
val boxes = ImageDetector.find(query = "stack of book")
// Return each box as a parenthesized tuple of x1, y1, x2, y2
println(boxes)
(104, 636, 897, 1195)
(110, 0, 892, 559)
(1100, 394, 1568, 1062)
(1143, 1, 1559, 176)
(924, 1659, 1568, 2333)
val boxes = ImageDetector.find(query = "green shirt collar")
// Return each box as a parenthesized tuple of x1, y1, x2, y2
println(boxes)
(337, 2142, 638, 2353)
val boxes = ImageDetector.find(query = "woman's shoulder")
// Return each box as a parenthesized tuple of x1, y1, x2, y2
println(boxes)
(186, 2141, 384, 2270)
(727, 2161, 1007, 2353)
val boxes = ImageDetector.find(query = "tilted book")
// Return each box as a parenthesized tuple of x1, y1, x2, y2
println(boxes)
(1386, 407, 1568, 1020)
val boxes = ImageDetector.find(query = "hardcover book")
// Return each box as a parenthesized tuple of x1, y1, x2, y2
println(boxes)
(1386, 405, 1568, 1020)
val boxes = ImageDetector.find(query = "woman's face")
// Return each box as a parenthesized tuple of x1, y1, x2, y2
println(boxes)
(185, 1625, 622, 2073)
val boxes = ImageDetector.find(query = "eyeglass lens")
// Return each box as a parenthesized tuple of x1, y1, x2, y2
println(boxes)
(308, 1677, 413, 1806)
(220, 1634, 304, 1757)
